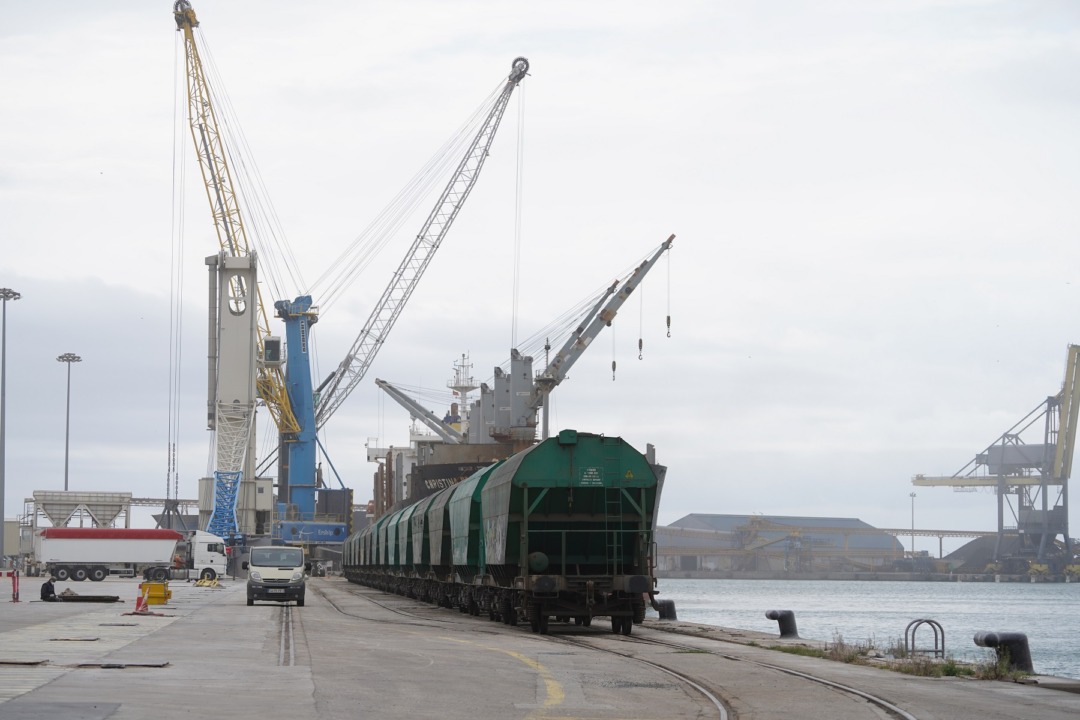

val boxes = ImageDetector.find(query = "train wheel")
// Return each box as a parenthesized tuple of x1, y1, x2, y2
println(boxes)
(632, 596, 646, 624)
(611, 616, 621, 634)
(529, 604, 541, 633)
(501, 598, 513, 625)
(583, 616, 592, 627)
(539, 613, 550, 635)
(574, 617, 583, 626)
(621, 617, 632, 636)
(507, 596, 519, 626)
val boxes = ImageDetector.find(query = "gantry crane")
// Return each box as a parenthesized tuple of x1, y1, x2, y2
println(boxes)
(275, 57, 530, 530)
(376, 234, 675, 446)
(913, 344, 1079, 564)
(174, 1, 300, 536)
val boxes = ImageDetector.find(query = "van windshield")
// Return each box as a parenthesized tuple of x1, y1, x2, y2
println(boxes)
(249, 547, 304, 567)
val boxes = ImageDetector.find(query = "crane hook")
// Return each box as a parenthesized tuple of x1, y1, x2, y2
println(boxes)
(611, 359, 616, 381)
(638, 338, 643, 360)
(666, 314, 671, 338)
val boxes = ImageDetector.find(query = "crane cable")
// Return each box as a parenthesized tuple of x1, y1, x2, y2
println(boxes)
(307, 82, 506, 312)
(167, 32, 184, 501)
(638, 280, 644, 360)
(667, 247, 672, 337)
(510, 83, 526, 349)
(193, 26, 306, 301)
(498, 245, 664, 375)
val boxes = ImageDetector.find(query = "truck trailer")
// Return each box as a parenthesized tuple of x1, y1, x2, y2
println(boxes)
(33, 528, 228, 581)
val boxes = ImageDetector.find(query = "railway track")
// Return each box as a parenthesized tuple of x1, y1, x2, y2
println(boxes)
(315, 581, 922, 719)
(556, 631, 919, 720)
(277, 604, 296, 666)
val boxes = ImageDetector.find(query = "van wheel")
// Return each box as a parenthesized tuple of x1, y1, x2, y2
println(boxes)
(199, 568, 217, 581)
(247, 596, 254, 606)
(296, 595, 305, 607)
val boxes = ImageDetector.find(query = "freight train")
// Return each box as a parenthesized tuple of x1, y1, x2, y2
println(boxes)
(343, 429, 665, 635)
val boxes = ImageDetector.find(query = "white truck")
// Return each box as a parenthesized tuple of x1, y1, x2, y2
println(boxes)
(33, 528, 228, 582)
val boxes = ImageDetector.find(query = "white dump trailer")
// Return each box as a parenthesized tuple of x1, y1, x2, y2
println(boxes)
(33, 528, 227, 582)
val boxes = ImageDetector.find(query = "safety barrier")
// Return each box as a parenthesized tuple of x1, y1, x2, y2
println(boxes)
(2, 569, 18, 603)
(905, 618, 945, 658)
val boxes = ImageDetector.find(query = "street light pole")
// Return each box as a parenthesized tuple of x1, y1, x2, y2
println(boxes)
(909, 492, 917, 557)
(0, 288, 21, 564)
(57, 353, 82, 492)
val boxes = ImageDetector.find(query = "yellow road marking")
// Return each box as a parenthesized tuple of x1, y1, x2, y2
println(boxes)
(434, 635, 654, 719)
(439, 636, 564, 708)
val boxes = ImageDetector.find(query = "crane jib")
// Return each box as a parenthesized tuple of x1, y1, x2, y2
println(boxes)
(313, 57, 530, 430)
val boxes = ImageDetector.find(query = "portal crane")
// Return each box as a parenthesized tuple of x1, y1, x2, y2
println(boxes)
(174, 1, 299, 537)
(275, 57, 530, 526)
(913, 343, 1078, 562)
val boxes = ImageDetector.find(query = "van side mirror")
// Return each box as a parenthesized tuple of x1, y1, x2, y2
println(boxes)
(242, 561, 249, 570)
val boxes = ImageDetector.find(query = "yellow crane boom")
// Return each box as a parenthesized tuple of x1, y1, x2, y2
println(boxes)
(174, 1, 299, 437)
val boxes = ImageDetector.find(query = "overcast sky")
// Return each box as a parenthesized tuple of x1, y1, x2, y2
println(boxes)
(3, 1, 1080, 554)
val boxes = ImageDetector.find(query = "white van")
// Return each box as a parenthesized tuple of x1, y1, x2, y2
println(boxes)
(243, 546, 309, 606)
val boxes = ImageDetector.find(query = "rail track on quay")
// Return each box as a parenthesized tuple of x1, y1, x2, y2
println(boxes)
(311, 580, 923, 719)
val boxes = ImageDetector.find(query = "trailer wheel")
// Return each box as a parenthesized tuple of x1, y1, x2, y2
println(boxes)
(53, 566, 71, 581)
(89, 566, 108, 582)
(199, 568, 217, 581)
(72, 567, 88, 582)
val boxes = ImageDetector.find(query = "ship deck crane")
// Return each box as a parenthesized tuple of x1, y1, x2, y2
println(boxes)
(174, 0, 300, 537)
(274, 57, 530, 528)
(375, 379, 465, 445)
(532, 234, 674, 440)
(377, 234, 675, 445)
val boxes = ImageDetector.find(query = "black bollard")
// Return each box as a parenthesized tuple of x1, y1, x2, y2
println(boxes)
(766, 609, 799, 639)
(657, 599, 678, 621)
(973, 631, 1034, 673)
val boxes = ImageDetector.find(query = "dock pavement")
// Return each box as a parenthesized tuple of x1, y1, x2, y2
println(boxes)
(1, 576, 1079, 719)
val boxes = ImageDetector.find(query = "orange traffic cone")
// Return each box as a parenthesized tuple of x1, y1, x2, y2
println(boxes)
(134, 587, 146, 613)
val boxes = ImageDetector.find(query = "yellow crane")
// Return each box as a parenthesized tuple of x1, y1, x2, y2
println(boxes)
(174, 1, 298, 437)
(174, 1, 300, 535)
(913, 344, 1079, 563)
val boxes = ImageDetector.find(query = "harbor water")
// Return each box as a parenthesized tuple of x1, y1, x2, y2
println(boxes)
(654, 578, 1079, 680)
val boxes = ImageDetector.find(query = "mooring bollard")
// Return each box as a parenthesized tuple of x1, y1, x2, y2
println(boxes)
(973, 631, 1034, 673)
(656, 599, 678, 621)
(766, 609, 799, 638)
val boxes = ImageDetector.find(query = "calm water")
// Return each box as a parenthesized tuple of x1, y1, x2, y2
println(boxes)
(651, 578, 1079, 679)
